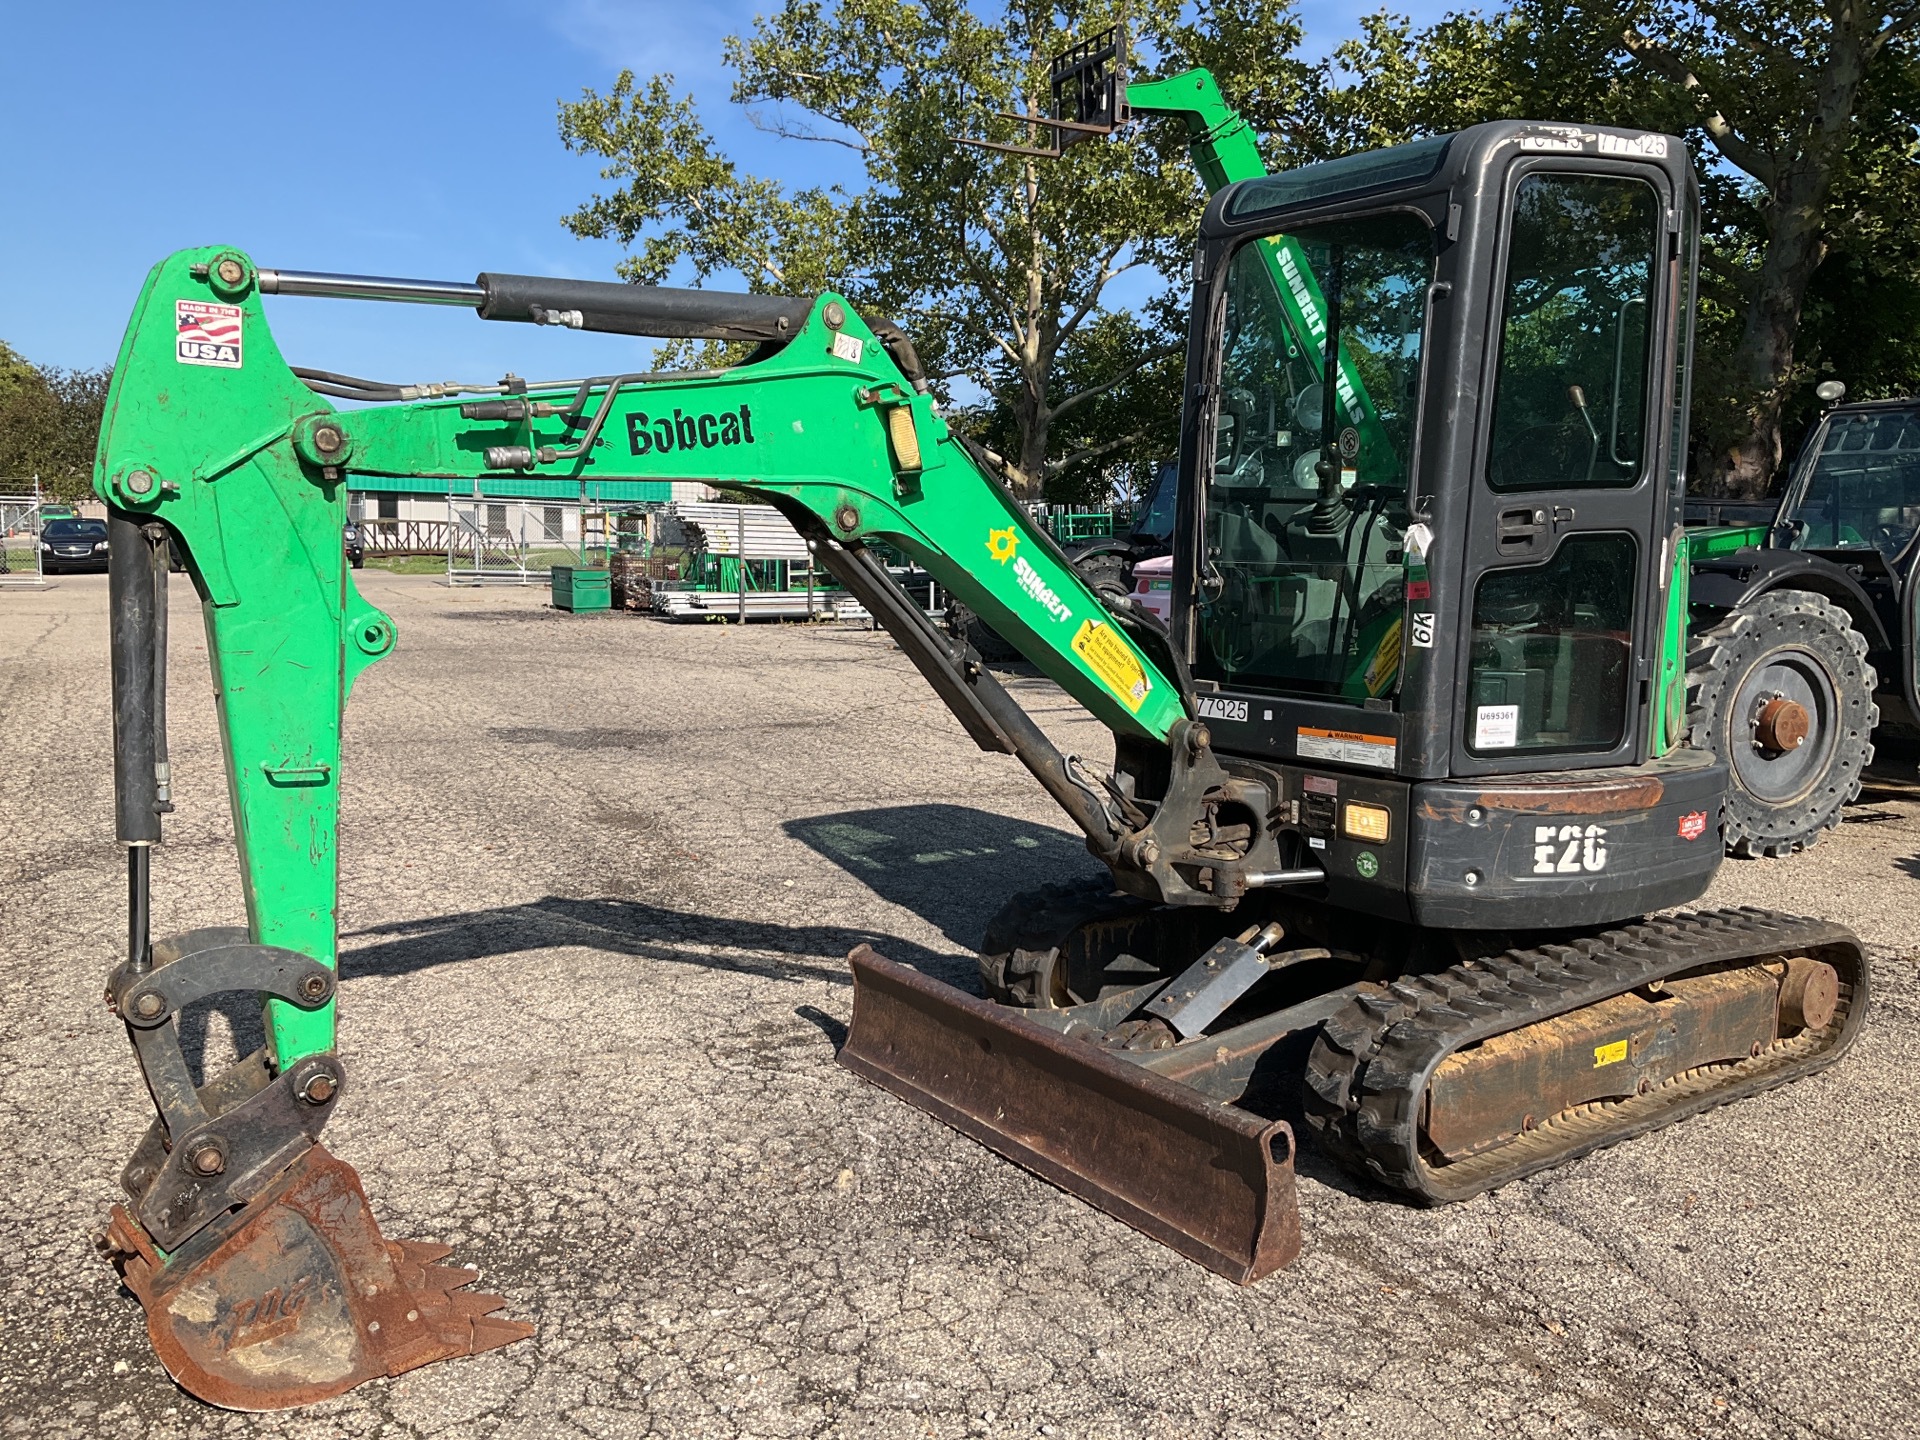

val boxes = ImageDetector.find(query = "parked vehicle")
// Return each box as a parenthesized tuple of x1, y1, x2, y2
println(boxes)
(1684, 389, 1920, 855)
(40, 518, 110, 574)
(342, 522, 364, 569)
(1129, 552, 1173, 622)
(1059, 459, 1178, 594)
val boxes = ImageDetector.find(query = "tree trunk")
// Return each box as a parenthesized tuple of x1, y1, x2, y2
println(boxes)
(1698, 4, 1877, 498)
(1702, 173, 1831, 498)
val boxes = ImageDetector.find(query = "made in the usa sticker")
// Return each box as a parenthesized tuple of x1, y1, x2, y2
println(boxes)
(176, 300, 243, 368)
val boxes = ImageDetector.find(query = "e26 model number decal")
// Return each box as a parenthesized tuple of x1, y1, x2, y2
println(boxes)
(1532, 823, 1607, 875)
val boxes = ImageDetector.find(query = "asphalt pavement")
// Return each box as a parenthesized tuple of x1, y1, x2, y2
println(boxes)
(2, 572, 1916, 1439)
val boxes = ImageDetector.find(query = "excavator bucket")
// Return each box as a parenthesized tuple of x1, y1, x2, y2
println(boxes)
(104, 1144, 532, 1411)
(839, 945, 1301, 1283)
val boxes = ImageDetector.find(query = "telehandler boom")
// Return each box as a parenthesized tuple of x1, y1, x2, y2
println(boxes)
(92, 120, 1865, 1410)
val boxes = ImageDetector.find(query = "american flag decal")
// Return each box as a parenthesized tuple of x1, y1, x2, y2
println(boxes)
(176, 299, 244, 368)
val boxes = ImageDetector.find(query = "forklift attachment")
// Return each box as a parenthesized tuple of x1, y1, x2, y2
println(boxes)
(104, 1145, 532, 1412)
(840, 945, 1301, 1284)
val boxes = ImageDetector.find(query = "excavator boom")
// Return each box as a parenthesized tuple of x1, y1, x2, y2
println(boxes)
(93, 247, 1308, 1406)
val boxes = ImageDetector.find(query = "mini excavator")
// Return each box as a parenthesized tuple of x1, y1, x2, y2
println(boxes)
(90, 50, 1866, 1411)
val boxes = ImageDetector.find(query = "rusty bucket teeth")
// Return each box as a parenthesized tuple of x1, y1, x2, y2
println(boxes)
(106, 1144, 532, 1411)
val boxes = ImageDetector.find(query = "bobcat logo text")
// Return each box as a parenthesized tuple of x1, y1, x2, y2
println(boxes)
(626, 405, 757, 456)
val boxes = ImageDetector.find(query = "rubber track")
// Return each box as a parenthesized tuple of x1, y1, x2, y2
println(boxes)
(1302, 907, 1868, 1203)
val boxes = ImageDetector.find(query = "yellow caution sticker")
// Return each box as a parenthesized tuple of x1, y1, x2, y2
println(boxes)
(1072, 619, 1151, 712)
(1362, 616, 1403, 697)
(1593, 1038, 1629, 1068)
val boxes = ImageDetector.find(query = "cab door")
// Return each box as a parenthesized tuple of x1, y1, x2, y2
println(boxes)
(1455, 157, 1683, 776)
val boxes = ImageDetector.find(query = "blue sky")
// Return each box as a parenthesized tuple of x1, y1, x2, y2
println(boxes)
(0, 1, 1442, 383)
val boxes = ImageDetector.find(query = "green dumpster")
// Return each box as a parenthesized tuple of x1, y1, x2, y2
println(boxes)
(551, 565, 611, 612)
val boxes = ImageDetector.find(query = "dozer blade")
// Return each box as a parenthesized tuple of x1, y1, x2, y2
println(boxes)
(840, 945, 1300, 1283)
(105, 1143, 532, 1411)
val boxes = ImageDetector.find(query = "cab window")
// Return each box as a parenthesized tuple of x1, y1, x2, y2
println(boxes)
(1487, 175, 1661, 491)
(1793, 409, 1920, 562)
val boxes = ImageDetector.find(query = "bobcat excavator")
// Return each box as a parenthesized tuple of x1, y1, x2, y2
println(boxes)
(89, 57, 1867, 1410)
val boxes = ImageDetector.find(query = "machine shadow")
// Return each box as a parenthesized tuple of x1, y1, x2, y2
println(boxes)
(336, 895, 957, 989)
(782, 804, 1100, 951)
(176, 997, 268, 1087)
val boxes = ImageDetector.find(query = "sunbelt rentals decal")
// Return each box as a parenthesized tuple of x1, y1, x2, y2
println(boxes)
(1013, 555, 1071, 624)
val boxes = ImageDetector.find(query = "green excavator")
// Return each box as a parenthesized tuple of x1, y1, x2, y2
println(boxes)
(90, 50, 1866, 1412)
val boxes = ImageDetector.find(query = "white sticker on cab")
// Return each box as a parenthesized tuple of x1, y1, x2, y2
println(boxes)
(1475, 704, 1519, 749)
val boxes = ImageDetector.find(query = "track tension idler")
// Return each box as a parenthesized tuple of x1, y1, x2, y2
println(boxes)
(101, 514, 530, 1410)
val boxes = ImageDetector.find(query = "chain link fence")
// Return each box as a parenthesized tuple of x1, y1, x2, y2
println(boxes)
(0, 481, 49, 586)
(444, 496, 605, 585)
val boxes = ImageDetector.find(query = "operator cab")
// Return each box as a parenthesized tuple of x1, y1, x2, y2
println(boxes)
(1775, 396, 1920, 733)
(1153, 121, 1721, 925)
(1780, 399, 1920, 573)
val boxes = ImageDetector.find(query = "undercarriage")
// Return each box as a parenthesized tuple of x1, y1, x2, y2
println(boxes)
(841, 889, 1866, 1279)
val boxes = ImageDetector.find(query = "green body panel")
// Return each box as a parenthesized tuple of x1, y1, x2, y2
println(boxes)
(1653, 527, 1692, 754)
(1128, 70, 1393, 470)
(95, 248, 1182, 1066)
(1685, 523, 1771, 559)
(94, 247, 397, 1066)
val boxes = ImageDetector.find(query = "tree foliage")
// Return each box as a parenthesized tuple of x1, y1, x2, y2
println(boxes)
(1316, 0, 1920, 496)
(558, 0, 1309, 500)
(0, 341, 110, 503)
(557, 0, 1918, 502)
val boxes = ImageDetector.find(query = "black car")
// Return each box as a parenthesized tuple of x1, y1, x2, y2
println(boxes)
(40, 518, 110, 574)
(343, 522, 365, 569)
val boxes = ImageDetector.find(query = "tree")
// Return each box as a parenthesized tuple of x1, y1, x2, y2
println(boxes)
(0, 342, 110, 504)
(1315, 0, 1920, 496)
(558, 0, 1311, 499)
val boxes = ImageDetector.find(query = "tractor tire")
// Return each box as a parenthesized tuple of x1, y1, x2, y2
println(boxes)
(1687, 588, 1877, 859)
(1072, 550, 1128, 603)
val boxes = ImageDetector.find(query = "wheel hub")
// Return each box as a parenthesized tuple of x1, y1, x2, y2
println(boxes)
(1755, 696, 1811, 754)
(1730, 648, 1839, 804)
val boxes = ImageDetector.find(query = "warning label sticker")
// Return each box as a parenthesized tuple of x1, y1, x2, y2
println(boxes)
(1072, 620, 1151, 712)
(176, 300, 243, 368)
(1297, 727, 1396, 770)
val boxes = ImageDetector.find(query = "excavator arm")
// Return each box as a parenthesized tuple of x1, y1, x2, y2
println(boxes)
(92, 247, 1313, 1408)
(98, 245, 1204, 1067)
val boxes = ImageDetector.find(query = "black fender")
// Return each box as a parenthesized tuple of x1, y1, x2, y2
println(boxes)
(1062, 536, 1137, 566)
(1689, 548, 1893, 652)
